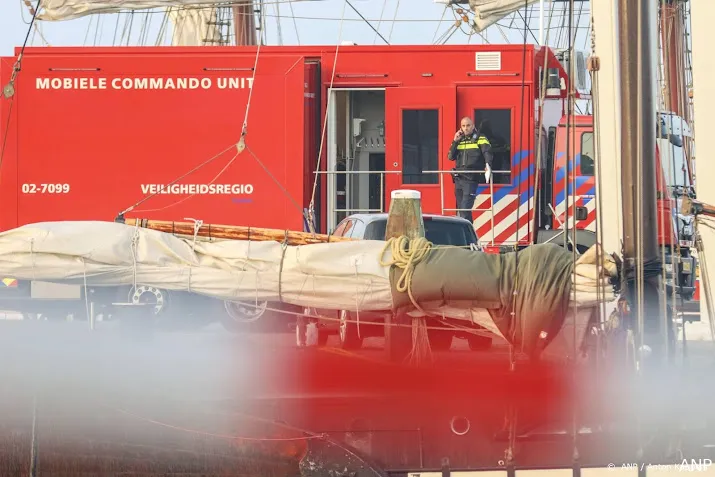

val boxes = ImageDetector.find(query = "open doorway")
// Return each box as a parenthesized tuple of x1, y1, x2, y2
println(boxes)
(327, 89, 386, 232)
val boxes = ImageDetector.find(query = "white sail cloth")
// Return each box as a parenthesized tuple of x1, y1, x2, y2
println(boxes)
(0, 221, 395, 312)
(35, 1, 313, 21)
(467, 0, 540, 32)
(37, 0, 223, 46)
(37, 1, 225, 21)
(168, 6, 222, 46)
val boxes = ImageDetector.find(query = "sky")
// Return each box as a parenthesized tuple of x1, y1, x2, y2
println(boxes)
(0, 0, 592, 55)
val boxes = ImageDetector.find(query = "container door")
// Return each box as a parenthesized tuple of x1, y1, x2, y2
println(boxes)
(456, 85, 533, 247)
(384, 86, 456, 216)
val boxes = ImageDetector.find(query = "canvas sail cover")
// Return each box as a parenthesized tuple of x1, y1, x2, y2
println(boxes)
(389, 243, 613, 357)
(0, 221, 395, 312)
(467, 0, 540, 32)
(0, 221, 616, 357)
(37, 0, 229, 21)
(168, 6, 222, 46)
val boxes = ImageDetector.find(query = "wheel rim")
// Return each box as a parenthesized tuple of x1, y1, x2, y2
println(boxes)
(224, 300, 267, 323)
(129, 286, 165, 315)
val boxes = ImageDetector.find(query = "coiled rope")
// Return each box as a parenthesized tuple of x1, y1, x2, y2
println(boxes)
(379, 236, 434, 315)
(379, 235, 435, 366)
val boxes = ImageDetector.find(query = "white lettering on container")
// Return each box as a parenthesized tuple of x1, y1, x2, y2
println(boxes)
(217, 77, 254, 89)
(21, 183, 71, 194)
(140, 184, 254, 195)
(34, 76, 253, 91)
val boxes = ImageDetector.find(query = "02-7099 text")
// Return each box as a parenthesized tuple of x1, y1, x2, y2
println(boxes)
(21, 183, 71, 194)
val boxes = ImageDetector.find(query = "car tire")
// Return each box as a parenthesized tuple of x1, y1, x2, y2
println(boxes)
(428, 328, 454, 351)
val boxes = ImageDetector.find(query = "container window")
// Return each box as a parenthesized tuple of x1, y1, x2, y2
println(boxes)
(474, 109, 512, 184)
(401, 109, 439, 184)
(580, 132, 595, 176)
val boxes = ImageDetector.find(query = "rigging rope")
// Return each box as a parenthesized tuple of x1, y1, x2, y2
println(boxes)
(20, 0, 50, 45)
(0, 0, 40, 175)
(374, 0, 389, 44)
(387, 0, 402, 43)
(287, 0, 300, 44)
(589, 13, 611, 374)
(657, 0, 679, 361)
(347, 0, 389, 45)
(118, 18, 263, 217)
(307, 0, 348, 233)
(566, 1, 582, 469)
(378, 236, 434, 315)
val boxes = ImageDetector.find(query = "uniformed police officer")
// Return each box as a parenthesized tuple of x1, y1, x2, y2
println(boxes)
(448, 117, 494, 223)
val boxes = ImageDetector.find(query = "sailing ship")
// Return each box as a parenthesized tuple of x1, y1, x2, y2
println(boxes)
(1, 0, 715, 474)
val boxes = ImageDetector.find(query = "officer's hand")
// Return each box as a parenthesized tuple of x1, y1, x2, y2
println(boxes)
(454, 131, 463, 141)
(485, 164, 492, 183)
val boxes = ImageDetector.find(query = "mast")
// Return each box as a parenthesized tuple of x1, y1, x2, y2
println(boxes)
(233, 1, 257, 46)
(659, 0, 685, 117)
(617, 0, 665, 364)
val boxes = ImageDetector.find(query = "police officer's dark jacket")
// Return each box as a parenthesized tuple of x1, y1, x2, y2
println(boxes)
(448, 130, 494, 182)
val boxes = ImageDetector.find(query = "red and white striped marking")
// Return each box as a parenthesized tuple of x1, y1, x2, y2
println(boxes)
(472, 193, 535, 246)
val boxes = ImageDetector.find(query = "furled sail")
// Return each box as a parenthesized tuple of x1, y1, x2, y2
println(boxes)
(469, 0, 540, 32)
(436, 0, 539, 33)
(0, 220, 618, 359)
(36, 0, 229, 21)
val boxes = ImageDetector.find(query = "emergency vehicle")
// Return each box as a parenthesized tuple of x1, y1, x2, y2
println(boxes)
(0, 43, 699, 323)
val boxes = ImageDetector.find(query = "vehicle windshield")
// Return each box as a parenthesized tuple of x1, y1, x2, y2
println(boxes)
(658, 138, 692, 189)
(363, 218, 476, 246)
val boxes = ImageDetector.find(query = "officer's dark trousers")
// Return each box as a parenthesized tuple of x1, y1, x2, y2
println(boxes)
(454, 176, 477, 223)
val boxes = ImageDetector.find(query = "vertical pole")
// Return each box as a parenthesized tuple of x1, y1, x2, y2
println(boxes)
(660, 2, 682, 117)
(617, 0, 664, 365)
(233, 1, 257, 46)
(384, 190, 425, 241)
(29, 396, 38, 477)
(383, 190, 425, 363)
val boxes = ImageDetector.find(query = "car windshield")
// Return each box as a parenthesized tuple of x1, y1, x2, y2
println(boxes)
(363, 218, 475, 246)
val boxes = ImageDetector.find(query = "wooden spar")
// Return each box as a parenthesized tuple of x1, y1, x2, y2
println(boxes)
(119, 218, 353, 246)
(681, 197, 715, 219)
